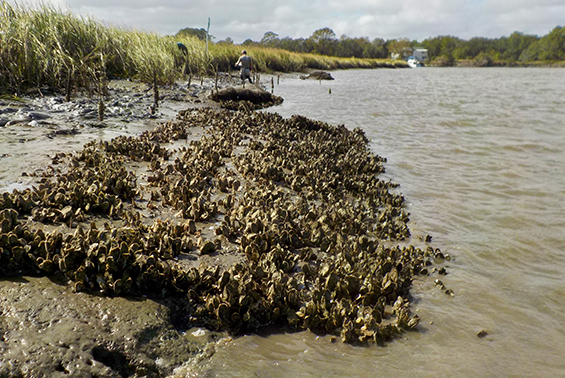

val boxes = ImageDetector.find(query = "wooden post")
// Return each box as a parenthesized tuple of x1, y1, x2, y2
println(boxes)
(152, 70, 159, 114)
(215, 65, 218, 92)
(205, 17, 210, 59)
(153, 75, 159, 107)
(65, 69, 73, 102)
(98, 98, 105, 121)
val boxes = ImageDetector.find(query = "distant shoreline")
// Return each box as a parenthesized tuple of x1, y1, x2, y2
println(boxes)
(427, 60, 565, 68)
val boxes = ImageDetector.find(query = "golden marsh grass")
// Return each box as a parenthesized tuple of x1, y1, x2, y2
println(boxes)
(0, 1, 406, 96)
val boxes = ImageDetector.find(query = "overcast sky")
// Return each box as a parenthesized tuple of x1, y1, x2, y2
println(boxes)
(9, 0, 565, 43)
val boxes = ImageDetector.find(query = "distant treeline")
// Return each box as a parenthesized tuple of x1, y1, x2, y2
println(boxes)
(183, 26, 565, 66)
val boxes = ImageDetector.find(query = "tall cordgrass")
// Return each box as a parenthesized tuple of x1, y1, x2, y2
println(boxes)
(1, 2, 110, 94)
(0, 1, 406, 96)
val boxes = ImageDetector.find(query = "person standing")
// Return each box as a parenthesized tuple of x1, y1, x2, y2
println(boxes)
(235, 50, 253, 84)
(177, 42, 188, 55)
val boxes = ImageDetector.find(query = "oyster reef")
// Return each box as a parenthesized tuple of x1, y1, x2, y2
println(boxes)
(1, 107, 443, 351)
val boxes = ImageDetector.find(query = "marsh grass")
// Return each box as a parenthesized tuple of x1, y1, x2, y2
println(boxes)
(0, 1, 406, 96)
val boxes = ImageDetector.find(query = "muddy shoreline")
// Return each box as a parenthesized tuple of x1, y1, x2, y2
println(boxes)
(0, 76, 443, 377)
(0, 77, 234, 377)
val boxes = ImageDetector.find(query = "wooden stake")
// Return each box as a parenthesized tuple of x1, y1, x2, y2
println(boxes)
(215, 66, 218, 92)
(152, 71, 159, 114)
(98, 98, 105, 121)
(65, 69, 73, 102)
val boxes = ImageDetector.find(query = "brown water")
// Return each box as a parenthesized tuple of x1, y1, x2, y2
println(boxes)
(175, 68, 565, 377)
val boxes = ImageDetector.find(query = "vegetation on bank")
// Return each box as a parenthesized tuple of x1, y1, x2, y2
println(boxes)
(0, 2, 404, 96)
(420, 26, 565, 67)
(219, 25, 565, 67)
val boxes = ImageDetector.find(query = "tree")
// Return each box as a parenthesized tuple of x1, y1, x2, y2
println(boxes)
(473, 52, 493, 67)
(421, 36, 443, 57)
(310, 27, 336, 43)
(261, 31, 279, 46)
(519, 26, 564, 61)
(175, 27, 214, 41)
(432, 53, 455, 66)
(308, 28, 337, 55)
(335, 35, 366, 58)
(371, 38, 388, 59)
(538, 26, 565, 60)
(218, 37, 234, 45)
(439, 36, 462, 57)
(388, 38, 412, 59)
(466, 37, 492, 59)
(242, 39, 256, 46)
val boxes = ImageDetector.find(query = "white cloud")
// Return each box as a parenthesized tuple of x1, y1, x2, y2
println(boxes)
(358, 15, 375, 27)
(333, 21, 350, 38)
(272, 5, 297, 23)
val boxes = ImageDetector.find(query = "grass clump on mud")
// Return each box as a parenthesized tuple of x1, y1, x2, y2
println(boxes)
(0, 1, 406, 97)
(0, 107, 441, 346)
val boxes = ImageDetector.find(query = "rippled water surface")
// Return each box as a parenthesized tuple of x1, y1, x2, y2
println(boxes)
(187, 68, 565, 377)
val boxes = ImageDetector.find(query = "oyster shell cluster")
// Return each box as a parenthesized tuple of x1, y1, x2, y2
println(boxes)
(0, 107, 444, 345)
(208, 86, 284, 111)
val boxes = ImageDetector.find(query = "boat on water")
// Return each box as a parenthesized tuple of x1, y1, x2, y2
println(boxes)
(407, 57, 424, 68)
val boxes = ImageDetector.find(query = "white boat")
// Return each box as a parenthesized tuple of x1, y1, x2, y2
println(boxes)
(407, 57, 424, 68)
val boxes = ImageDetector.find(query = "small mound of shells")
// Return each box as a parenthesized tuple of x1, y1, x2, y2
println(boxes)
(208, 86, 283, 110)
(0, 107, 441, 345)
(300, 71, 335, 80)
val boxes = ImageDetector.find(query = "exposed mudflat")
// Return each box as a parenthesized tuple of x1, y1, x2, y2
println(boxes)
(0, 276, 222, 377)
(0, 78, 221, 193)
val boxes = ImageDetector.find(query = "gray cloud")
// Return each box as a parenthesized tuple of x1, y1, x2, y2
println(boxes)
(7, 0, 564, 42)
